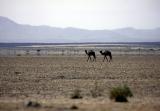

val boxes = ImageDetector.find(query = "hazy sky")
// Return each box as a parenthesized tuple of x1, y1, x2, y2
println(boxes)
(0, 0, 160, 29)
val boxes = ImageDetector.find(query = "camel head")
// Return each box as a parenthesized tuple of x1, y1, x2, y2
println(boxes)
(100, 50, 103, 54)
(85, 50, 88, 54)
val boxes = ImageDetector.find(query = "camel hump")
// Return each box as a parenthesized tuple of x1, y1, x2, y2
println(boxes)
(90, 50, 94, 52)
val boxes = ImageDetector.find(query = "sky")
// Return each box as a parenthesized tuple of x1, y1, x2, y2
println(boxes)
(0, 0, 160, 30)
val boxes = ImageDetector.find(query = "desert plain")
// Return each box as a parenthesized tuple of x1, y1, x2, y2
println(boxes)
(0, 54, 160, 111)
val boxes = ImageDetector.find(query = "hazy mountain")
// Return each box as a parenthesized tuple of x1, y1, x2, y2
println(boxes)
(0, 16, 160, 43)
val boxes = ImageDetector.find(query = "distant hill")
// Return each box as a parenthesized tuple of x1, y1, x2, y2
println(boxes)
(0, 16, 160, 43)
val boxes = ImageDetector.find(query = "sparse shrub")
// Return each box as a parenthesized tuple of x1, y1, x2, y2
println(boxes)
(58, 75, 65, 79)
(37, 49, 41, 56)
(25, 101, 41, 108)
(14, 71, 21, 74)
(17, 54, 21, 56)
(110, 84, 133, 102)
(26, 50, 30, 55)
(70, 105, 78, 110)
(90, 81, 103, 98)
(71, 89, 82, 99)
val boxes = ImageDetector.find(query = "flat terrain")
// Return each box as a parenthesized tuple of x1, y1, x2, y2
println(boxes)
(0, 55, 160, 111)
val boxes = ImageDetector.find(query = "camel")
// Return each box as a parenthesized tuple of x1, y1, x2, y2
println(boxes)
(100, 50, 112, 62)
(85, 50, 96, 62)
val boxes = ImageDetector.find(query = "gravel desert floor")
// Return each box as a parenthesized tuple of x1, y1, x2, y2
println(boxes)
(0, 55, 160, 111)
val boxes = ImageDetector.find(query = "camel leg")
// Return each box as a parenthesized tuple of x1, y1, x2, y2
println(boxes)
(87, 56, 90, 62)
(91, 56, 93, 62)
(93, 56, 96, 62)
(106, 57, 109, 62)
(105, 56, 108, 62)
(108, 58, 110, 62)
(103, 56, 106, 62)
(109, 56, 112, 62)
(89, 56, 92, 61)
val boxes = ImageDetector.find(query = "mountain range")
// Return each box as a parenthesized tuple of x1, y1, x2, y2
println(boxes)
(0, 16, 160, 43)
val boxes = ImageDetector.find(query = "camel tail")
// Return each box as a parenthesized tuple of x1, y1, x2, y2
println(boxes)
(94, 53, 96, 61)
(94, 54, 96, 59)
(110, 53, 112, 60)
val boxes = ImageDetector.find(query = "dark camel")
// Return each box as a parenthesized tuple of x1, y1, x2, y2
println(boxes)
(85, 50, 96, 62)
(100, 50, 112, 62)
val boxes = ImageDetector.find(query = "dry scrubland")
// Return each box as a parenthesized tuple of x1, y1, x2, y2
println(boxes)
(0, 55, 160, 111)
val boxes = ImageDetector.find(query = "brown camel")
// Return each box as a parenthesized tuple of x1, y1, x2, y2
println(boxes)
(100, 50, 112, 62)
(85, 50, 96, 62)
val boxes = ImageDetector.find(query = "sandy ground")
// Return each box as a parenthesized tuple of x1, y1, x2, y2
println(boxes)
(0, 55, 160, 111)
